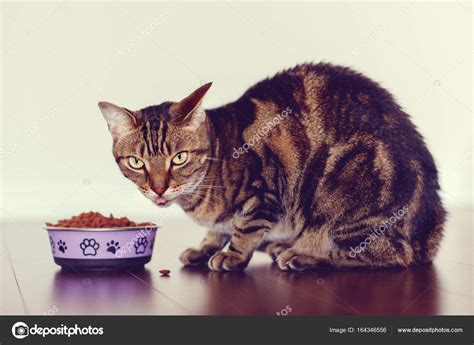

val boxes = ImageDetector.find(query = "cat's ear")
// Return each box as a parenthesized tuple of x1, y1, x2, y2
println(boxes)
(171, 82, 212, 130)
(98, 101, 138, 137)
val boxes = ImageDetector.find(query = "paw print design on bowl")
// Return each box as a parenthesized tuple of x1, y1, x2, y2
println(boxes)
(49, 236, 56, 254)
(80, 238, 100, 256)
(45, 224, 159, 269)
(57, 240, 67, 253)
(134, 237, 148, 255)
(106, 240, 120, 254)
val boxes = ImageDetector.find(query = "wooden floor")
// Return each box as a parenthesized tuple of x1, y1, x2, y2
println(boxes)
(1, 208, 472, 315)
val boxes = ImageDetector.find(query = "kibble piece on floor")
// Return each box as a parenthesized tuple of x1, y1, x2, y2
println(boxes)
(159, 269, 171, 276)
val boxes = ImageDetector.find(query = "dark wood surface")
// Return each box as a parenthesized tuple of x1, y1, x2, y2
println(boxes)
(1, 208, 472, 315)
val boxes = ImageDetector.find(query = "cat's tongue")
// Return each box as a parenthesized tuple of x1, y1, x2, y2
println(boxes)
(155, 198, 168, 205)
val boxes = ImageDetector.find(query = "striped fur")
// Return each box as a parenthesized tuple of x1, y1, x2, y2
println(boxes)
(99, 63, 445, 271)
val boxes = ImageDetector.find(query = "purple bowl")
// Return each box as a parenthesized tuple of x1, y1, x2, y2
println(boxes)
(45, 225, 158, 270)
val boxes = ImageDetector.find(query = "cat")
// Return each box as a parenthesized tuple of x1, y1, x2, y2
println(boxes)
(98, 63, 445, 271)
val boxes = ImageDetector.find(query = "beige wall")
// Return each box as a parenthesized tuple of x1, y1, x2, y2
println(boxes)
(1, 1, 472, 221)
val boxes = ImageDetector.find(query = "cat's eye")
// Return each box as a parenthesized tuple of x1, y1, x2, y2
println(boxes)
(127, 156, 144, 169)
(172, 151, 188, 166)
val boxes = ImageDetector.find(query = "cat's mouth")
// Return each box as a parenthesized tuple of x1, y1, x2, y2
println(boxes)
(140, 188, 173, 206)
(155, 197, 168, 206)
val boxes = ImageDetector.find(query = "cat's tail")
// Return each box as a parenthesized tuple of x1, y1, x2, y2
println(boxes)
(412, 201, 446, 264)
(407, 159, 446, 265)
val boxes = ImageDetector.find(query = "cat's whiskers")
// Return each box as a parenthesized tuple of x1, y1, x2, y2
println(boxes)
(195, 184, 238, 190)
(109, 189, 143, 194)
(203, 157, 227, 162)
(179, 192, 219, 209)
(188, 176, 222, 184)
(181, 184, 216, 198)
(108, 187, 140, 191)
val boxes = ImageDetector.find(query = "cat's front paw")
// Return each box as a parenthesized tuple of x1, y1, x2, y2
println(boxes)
(276, 249, 329, 271)
(208, 251, 249, 271)
(179, 248, 212, 266)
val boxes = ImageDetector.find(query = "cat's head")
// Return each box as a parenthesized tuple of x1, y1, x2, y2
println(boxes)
(98, 83, 212, 207)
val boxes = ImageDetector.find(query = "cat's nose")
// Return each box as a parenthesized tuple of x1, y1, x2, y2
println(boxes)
(154, 187, 168, 196)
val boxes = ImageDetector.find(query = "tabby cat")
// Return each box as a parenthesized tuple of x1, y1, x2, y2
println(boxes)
(98, 63, 445, 271)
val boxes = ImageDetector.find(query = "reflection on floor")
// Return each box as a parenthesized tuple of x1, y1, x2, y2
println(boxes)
(2, 208, 472, 315)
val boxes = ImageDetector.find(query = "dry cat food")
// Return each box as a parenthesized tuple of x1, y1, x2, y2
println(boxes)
(46, 211, 153, 228)
(159, 269, 171, 276)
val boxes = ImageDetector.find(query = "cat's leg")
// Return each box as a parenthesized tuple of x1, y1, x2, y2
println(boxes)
(208, 195, 281, 271)
(276, 225, 414, 271)
(258, 241, 293, 261)
(180, 231, 230, 266)
(275, 228, 333, 271)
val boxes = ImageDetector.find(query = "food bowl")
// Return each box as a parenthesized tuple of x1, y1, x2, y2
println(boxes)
(45, 225, 158, 270)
